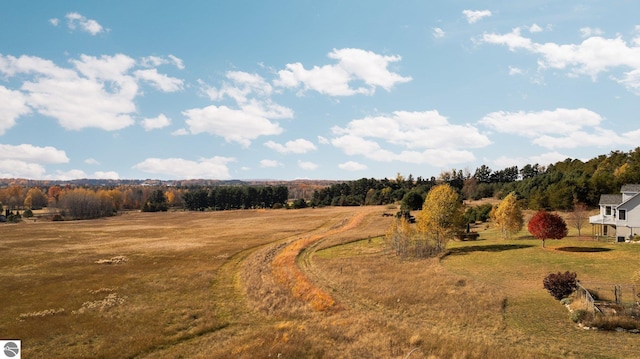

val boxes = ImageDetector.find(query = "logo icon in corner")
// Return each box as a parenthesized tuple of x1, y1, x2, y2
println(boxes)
(2, 340, 21, 358)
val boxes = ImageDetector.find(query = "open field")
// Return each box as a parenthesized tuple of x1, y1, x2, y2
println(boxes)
(2, 206, 640, 358)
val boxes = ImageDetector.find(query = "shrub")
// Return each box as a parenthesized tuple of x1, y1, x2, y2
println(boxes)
(543, 271, 577, 300)
(570, 309, 589, 323)
(23, 209, 34, 218)
(52, 214, 64, 221)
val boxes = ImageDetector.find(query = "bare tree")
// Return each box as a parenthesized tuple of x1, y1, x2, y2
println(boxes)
(569, 199, 589, 237)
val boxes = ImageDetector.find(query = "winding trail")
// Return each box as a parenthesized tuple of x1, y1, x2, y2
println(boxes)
(137, 207, 381, 358)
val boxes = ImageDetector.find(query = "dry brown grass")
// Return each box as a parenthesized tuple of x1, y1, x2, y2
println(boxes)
(2, 206, 640, 358)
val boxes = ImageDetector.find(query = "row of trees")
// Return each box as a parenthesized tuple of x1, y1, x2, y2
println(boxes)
(0, 185, 186, 212)
(387, 184, 570, 258)
(314, 147, 640, 212)
(182, 186, 289, 211)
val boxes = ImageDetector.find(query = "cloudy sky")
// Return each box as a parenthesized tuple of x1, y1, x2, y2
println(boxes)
(1, 1, 639, 180)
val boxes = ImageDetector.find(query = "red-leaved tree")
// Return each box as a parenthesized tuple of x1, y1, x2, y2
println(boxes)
(527, 210, 568, 248)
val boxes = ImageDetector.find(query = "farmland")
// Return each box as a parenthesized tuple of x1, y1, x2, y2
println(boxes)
(2, 206, 640, 358)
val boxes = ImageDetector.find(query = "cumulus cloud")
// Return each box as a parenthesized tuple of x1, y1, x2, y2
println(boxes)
(0, 53, 184, 132)
(274, 48, 411, 96)
(141, 114, 171, 131)
(65, 12, 104, 35)
(580, 27, 603, 38)
(134, 69, 184, 92)
(93, 171, 120, 179)
(479, 108, 640, 150)
(529, 24, 543, 33)
(298, 160, 319, 170)
(187, 71, 293, 146)
(481, 27, 640, 91)
(492, 151, 571, 169)
(85, 158, 100, 165)
(264, 138, 317, 154)
(133, 156, 235, 179)
(338, 161, 367, 171)
(183, 105, 284, 147)
(0, 144, 70, 178)
(140, 55, 185, 70)
(259, 159, 282, 168)
(508, 66, 523, 75)
(480, 108, 602, 137)
(0, 160, 47, 179)
(330, 110, 490, 167)
(0, 144, 69, 164)
(0, 86, 31, 135)
(463, 10, 492, 24)
(433, 27, 445, 38)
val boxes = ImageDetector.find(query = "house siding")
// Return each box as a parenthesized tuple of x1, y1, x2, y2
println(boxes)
(590, 184, 640, 240)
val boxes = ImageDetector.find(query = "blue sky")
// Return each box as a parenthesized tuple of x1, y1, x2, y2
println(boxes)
(1, 1, 639, 181)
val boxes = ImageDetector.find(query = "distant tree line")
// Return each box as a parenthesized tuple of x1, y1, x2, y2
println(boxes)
(313, 147, 640, 211)
(182, 185, 289, 211)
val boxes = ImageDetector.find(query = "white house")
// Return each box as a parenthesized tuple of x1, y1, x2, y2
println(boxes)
(589, 184, 640, 241)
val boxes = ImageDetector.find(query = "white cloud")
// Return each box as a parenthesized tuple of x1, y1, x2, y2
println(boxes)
(479, 108, 640, 150)
(0, 53, 185, 132)
(0, 54, 137, 131)
(65, 12, 104, 35)
(481, 27, 640, 91)
(580, 27, 603, 38)
(433, 27, 445, 38)
(140, 55, 185, 70)
(134, 69, 184, 92)
(206, 71, 273, 103)
(168, 55, 185, 70)
(330, 110, 489, 167)
(49, 18, 59, 26)
(49, 169, 119, 180)
(259, 159, 282, 168)
(317, 136, 330, 145)
(133, 156, 235, 179)
(479, 108, 602, 138)
(463, 10, 492, 24)
(141, 114, 171, 131)
(274, 48, 411, 96)
(171, 128, 189, 136)
(0, 86, 31, 135)
(0, 160, 46, 179)
(93, 171, 119, 179)
(49, 169, 88, 181)
(85, 158, 100, 165)
(529, 24, 543, 33)
(188, 71, 294, 146)
(298, 160, 318, 170)
(338, 161, 367, 171)
(508, 66, 523, 75)
(264, 138, 317, 154)
(182, 105, 284, 147)
(0, 144, 69, 164)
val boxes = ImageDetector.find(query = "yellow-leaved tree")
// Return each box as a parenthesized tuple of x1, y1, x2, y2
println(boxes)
(490, 191, 524, 239)
(416, 184, 465, 253)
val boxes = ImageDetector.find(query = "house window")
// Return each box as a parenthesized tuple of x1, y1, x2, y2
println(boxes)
(605, 206, 612, 215)
(619, 209, 626, 221)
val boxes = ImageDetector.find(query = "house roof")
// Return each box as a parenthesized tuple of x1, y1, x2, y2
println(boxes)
(621, 184, 640, 193)
(599, 194, 623, 205)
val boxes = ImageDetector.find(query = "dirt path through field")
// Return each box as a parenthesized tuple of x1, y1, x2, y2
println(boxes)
(137, 207, 381, 358)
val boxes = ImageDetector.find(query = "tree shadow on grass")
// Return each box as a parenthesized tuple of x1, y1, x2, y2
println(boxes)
(555, 247, 612, 253)
(443, 244, 535, 257)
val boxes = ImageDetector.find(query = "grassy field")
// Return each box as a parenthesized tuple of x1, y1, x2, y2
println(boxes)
(1, 206, 640, 358)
